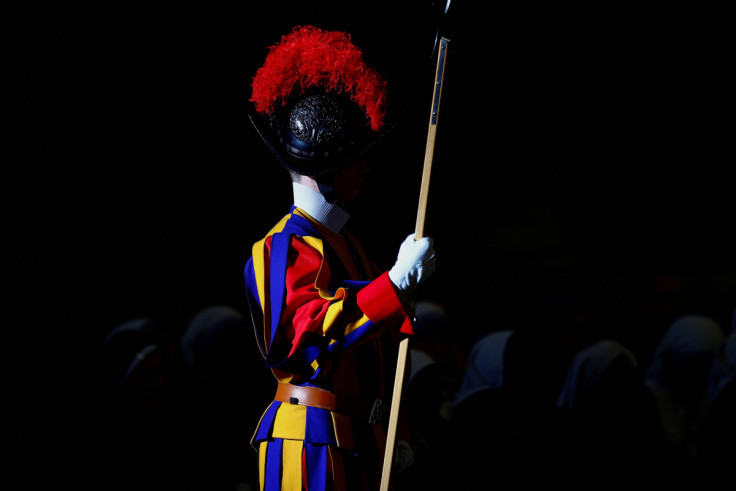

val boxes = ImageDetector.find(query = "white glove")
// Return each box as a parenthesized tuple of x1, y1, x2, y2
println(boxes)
(388, 234, 436, 294)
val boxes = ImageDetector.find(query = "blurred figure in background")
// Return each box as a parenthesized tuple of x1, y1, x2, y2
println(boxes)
(179, 304, 270, 491)
(95, 317, 190, 490)
(449, 329, 514, 490)
(693, 317, 735, 490)
(102, 318, 168, 411)
(451, 330, 514, 414)
(555, 339, 663, 490)
(180, 305, 256, 394)
(644, 314, 724, 453)
(449, 327, 570, 490)
(394, 300, 463, 491)
(643, 314, 725, 488)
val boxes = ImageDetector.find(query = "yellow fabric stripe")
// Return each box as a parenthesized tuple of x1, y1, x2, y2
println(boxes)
(275, 371, 294, 384)
(343, 313, 371, 337)
(272, 403, 307, 440)
(259, 441, 267, 491)
(251, 214, 291, 354)
(251, 238, 268, 351)
(291, 215, 375, 342)
(282, 439, 304, 491)
(300, 232, 357, 341)
(251, 238, 267, 301)
(266, 214, 293, 236)
(301, 235, 323, 254)
(253, 211, 291, 300)
(323, 296, 345, 332)
(324, 301, 373, 339)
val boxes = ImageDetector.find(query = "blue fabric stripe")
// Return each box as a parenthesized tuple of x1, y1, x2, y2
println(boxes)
(254, 402, 281, 443)
(267, 335, 329, 377)
(336, 320, 380, 352)
(283, 209, 320, 237)
(305, 405, 337, 445)
(328, 279, 379, 352)
(342, 279, 371, 290)
(263, 212, 322, 370)
(264, 439, 283, 491)
(266, 232, 290, 367)
(243, 258, 261, 309)
(244, 258, 267, 358)
(305, 443, 328, 491)
(256, 210, 380, 374)
(297, 340, 328, 371)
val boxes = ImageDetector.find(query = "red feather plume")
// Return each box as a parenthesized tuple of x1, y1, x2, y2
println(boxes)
(250, 25, 388, 131)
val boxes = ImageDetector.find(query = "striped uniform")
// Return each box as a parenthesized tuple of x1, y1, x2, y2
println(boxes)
(244, 206, 413, 490)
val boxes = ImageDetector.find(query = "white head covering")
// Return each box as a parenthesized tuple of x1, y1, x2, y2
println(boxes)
(452, 330, 514, 408)
(707, 333, 736, 406)
(556, 339, 638, 410)
(645, 314, 724, 387)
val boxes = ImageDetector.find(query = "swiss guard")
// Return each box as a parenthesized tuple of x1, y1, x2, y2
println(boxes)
(243, 25, 437, 490)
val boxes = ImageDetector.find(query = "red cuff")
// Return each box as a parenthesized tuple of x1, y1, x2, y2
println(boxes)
(356, 272, 414, 335)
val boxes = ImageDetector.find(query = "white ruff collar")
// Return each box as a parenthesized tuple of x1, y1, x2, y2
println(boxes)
(292, 182, 350, 233)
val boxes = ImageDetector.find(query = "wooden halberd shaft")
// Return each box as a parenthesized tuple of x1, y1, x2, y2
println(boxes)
(380, 36, 450, 491)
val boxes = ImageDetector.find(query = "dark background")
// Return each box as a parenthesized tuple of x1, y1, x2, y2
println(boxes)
(6, 0, 735, 487)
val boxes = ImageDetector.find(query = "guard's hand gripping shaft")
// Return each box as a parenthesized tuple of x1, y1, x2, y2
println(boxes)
(388, 234, 436, 294)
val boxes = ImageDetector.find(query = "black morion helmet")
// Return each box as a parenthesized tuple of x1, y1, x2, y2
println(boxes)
(249, 25, 390, 178)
